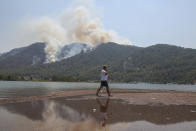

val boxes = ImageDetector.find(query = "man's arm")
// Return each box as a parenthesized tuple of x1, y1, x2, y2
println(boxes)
(103, 70, 108, 75)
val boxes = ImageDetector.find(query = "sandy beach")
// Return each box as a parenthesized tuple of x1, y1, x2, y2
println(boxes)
(1, 89, 196, 105)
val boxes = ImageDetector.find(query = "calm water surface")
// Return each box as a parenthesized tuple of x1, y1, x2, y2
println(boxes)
(0, 81, 196, 98)
(0, 97, 196, 131)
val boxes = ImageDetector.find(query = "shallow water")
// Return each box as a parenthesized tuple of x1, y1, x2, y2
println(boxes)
(0, 81, 196, 130)
(0, 81, 196, 98)
(0, 97, 196, 131)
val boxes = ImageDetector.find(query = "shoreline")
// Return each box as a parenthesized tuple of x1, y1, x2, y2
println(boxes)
(0, 89, 196, 105)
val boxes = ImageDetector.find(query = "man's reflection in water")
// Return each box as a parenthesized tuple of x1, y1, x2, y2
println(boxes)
(96, 97, 110, 127)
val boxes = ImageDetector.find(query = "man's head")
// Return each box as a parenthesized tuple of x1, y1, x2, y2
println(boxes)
(103, 65, 107, 70)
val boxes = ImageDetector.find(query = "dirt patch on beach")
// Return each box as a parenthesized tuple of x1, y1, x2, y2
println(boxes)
(0, 89, 196, 105)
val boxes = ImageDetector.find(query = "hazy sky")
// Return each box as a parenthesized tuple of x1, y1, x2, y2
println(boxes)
(0, 0, 196, 52)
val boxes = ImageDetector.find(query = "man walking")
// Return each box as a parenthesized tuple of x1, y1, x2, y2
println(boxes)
(96, 65, 111, 96)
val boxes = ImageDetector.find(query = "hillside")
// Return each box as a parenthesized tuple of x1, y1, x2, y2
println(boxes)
(0, 42, 196, 84)
(0, 42, 92, 71)
(0, 42, 46, 69)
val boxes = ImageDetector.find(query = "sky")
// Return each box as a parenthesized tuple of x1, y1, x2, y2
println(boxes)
(0, 0, 196, 52)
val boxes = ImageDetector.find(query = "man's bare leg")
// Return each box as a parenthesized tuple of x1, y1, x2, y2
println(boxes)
(96, 86, 103, 96)
(106, 86, 111, 96)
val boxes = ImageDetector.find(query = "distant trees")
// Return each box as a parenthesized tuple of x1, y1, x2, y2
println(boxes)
(0, 74, 19, 81)
(51, 75, 79, 82)
(0, 74, 83, 82)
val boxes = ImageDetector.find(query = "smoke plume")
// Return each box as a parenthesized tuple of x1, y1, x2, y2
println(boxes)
(26, 0, 131, 62)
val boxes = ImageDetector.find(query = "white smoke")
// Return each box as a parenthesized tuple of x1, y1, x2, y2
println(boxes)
(26, 0, 131, 62)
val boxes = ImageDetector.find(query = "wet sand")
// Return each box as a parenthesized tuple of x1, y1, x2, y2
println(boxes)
(0, 89, 196, 105)
(0, 89, 196, 131)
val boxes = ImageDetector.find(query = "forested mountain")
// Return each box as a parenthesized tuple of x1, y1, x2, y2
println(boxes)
(0, 42, 92, 70)
(0, 42, 46, 69)
(0, 42, 196, 84)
